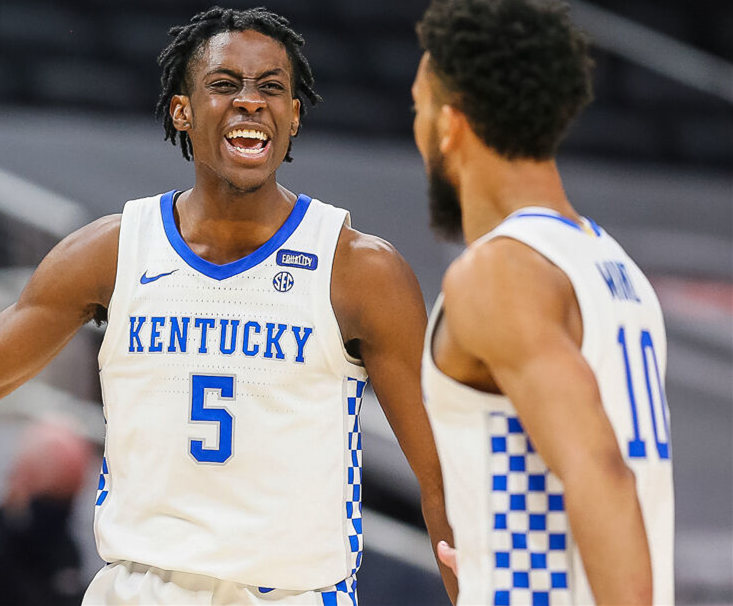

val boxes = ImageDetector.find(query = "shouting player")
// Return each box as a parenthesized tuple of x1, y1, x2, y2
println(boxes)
(0, 6, 456, 604)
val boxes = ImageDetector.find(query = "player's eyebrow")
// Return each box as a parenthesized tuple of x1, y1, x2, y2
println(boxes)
(205, 67, 289, 80)
(256, 68, 289, 80)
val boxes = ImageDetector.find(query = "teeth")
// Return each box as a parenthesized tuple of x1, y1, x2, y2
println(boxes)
(226, 128, 269, 141)
(232, 146, 265, 155)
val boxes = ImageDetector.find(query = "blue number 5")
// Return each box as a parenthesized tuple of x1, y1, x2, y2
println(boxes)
(190, 374, 235, 464)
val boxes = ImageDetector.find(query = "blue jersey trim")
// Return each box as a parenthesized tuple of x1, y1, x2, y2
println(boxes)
(510, 212, 582, 231)
(585, 216, 602, 236)
(160, 190, 312, 280)
(509, 210, 602, 236)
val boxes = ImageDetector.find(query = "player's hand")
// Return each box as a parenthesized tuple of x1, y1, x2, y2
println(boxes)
(437, 540, 458, 575)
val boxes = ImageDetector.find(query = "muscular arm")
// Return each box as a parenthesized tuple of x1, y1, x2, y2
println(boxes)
(332, 226, 457, 604)
(443, 238, 652, 606)
(0, 215, 120, 398)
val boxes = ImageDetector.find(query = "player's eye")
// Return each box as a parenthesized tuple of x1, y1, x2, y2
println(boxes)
(261, 81, 285, 92)
(210, 80, 237, 91)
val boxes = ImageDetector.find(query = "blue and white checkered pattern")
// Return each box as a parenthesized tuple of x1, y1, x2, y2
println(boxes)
(320, 574, 358, 606)
(345, 378, 366, 576)
(96, 456, 109, 506)
(489, 413, 569, 606)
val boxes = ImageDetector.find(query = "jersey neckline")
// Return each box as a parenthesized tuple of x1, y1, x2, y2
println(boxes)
(505, 205, 602, 237)
(159, 190, 312, 281)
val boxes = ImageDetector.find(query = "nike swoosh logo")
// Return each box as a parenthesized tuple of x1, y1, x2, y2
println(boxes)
(140, 269, 178, 284)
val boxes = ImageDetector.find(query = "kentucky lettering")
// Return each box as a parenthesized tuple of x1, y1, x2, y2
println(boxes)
(128, 316, 313, 362)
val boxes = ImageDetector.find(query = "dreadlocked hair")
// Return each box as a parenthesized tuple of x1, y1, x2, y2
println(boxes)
(155, 5, 321, 162)
(417, 0, 593, 160)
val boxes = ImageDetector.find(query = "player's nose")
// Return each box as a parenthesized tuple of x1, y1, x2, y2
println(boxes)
(233, 87, 266, 113)
(233, 97, 266, 113)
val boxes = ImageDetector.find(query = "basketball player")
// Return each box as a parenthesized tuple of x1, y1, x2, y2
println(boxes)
(0, 7, 456, 604)
(412, 0, 674, 604)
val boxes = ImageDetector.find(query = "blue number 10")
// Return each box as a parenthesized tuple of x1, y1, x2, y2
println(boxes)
(617, 327, 670, 460)
(190, 374, 235, 464)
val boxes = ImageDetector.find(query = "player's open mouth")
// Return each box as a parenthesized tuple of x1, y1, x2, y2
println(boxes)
(224, 128, 271, 158)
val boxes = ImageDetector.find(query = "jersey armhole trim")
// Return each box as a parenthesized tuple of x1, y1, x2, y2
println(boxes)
(316, 208, 368, 378)
(98, 200, 139, 369)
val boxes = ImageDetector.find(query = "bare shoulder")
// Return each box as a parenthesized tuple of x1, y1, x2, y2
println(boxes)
(332, 224, 425, 343)
(333, 224, 414, 279)
(442, 236, 577, 360)
(43, 213, 121, 287)
(18, 214, 122, 312)
(444, 236, 571, 311)
(52, 214, 121, 260)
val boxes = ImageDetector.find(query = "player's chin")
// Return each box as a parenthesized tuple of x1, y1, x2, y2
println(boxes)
(223, 168, 273, 195)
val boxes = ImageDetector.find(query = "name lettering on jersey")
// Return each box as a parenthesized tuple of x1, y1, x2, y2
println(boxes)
(128, 316, 313, 363)
(596, 261, 641, 303)
(276, 249, 319, 271)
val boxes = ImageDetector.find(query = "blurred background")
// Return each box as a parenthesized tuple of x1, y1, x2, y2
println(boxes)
(0, 0, 730, 604)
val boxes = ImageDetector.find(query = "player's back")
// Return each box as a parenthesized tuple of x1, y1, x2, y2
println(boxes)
(423, 206, 674, 605)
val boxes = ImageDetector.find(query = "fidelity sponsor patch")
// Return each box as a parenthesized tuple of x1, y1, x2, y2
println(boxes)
(276, 249, 318, 271)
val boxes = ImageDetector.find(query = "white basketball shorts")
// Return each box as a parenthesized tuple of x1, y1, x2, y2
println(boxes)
(82, 561, 358, 605)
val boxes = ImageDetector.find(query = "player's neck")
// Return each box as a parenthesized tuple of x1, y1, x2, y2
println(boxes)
(186, 170, 293, 219)
(173, 179, 297, 264)
(457, 149, 578, 244)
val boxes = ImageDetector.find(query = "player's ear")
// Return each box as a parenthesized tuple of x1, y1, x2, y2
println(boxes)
(438, 104, 464, 155)
(170, 95, 192, 132)
(290, 98, 301, 136)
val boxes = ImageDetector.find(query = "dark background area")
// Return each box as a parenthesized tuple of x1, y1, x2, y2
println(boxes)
(0, 0, 731, 167)
(0, 1, 731, 604)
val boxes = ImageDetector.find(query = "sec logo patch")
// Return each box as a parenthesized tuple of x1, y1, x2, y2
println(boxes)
(273, 271, 294, 293)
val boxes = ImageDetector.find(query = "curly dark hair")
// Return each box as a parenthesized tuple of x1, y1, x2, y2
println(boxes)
(417, 0, 593, 160)
(155, 5, 321, 162)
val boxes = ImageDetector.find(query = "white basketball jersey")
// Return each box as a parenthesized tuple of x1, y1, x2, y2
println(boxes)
(96, 191, 368, 590)
(423, 207, 674, 606)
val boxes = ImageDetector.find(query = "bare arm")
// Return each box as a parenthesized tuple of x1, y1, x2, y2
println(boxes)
(443, 238, 652, 606)
(332, 227, 457, 604)
(0, 215, 120, 398)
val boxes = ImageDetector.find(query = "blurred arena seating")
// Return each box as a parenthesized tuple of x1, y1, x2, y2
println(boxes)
(0, 1, 731, 604)
(0, 0, 731, 167)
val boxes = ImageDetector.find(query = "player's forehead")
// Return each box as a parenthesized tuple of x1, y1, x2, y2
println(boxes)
(189, 29, 293, 82)
(413, 53, 440, 102)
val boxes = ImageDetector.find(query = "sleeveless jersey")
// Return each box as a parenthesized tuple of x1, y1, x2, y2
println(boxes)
(96, 191, 368, 591)
(422, 207, 674, 605)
